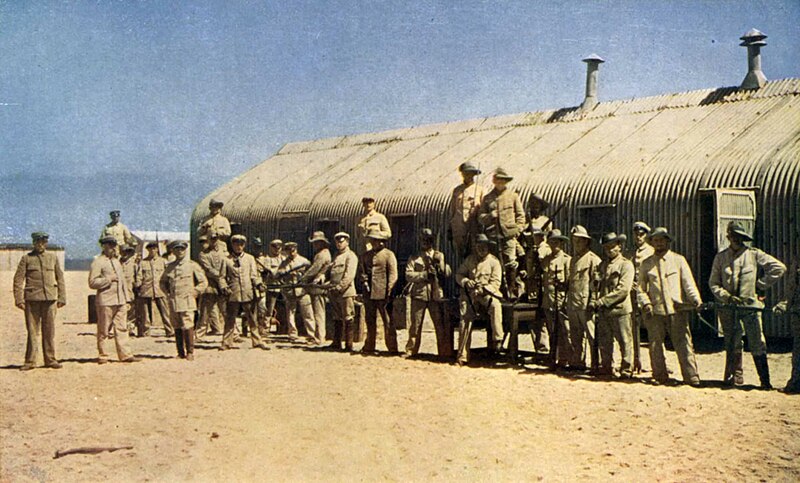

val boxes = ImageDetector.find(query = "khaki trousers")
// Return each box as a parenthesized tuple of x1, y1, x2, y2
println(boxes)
(644, 312, 699, 383)
(545, 308, 572, 366)
(222, 301, 263, 348)
(719, 309, 768, 357)
(173, 311, 195, 329)
(309, 293, 327, 344)
(531, 310, 552, 353)
(364, 298, 398, 352)
(198, 293, 226, 337)
(24, 301, 58, 366)
(406, 298, 450, 357)
(285, 294, 315, 341)
(597, 312, 633, 376)
(257, 292, 279, 334)
(567, 308, 594, 368)
(96, 304, 134, 361)
(788, 315, 800, 390)
(138, 297, 173, 336)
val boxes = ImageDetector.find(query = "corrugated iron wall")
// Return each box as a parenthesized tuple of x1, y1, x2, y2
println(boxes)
(192, 80, 800, 337)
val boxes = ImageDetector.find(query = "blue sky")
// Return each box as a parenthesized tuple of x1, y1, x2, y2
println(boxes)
(1, 1, 798, 259)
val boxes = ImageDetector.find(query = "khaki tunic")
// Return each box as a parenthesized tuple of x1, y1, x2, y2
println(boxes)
(89, 255, 131, 306)
(14, 251, 66, 305)
(405, 249, 451, 302)
(637, 251, 702, 314)
(597, 255, 635, 314)
(356, 210, 391, 252)
(161, 257, 208, 312)
(225, 252, 260, 303)
(566, 250, 602, 312)
(100, 222, 135, 247)
(455, 253, 503, 298)
(278, 255, 312, 298)
(328, 248, 358, 298)
(198, 213, 232, 252)
(198, 249, 229, 294)
(448, 182, 485, 244)
(135, 256, 167, 299)
(478, 188, 525, 239)
(300, 248, 332, 294)
(709, 247, 785, 309)
(541, 250, 571, 310)
(359, 248, 398, 301)
(258, 253, 285, 294)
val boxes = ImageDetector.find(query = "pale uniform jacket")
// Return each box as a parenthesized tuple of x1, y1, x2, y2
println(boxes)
(405, 249, 451, 302)
(197, 213, 232, 241)
(198, 249, 228, 295)
(134, 256, 166, 298)
(100, 222, 136, 247)
(625, 243, 655, 308)
(356, 210, 391, 251)
(455, 253, 502, 298)
(277, 255, 312, 298)
(160, 257, 208, 312)
(448, 183, 485, 242)
(121, 257, 136, 296)
(328, 248, 359, 298)
(224, 252, 260, 303)
(358, 247, 398, 301)
(528, 215, 549, 231)
(709, 247, 785, 309)
(541, 250, 571, 310)
(300, 248, 332, 294)
(13, 251, 66, 305)
(638, 250, 702, 315)
(565, 250, 602, 311)
(478, 188, 526, 238)
(89, 254, 131, 306)
(524, 240, 552, 297)
(597, 254, 635, 315)
(258, 253, 284, 293)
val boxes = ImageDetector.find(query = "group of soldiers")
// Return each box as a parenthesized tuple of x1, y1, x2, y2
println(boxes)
(12, 165, 800, 393)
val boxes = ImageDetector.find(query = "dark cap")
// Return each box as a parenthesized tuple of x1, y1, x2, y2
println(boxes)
(31, 232, 49, 242)
(146, 241, 160, 248)
(528, 194, 550, 210)
(366, 228, 389, 240)
(547, 229, 569, 242)
(474, 233, 495, 245)
(121, 244, 135, 253)
(493, 168, 513, 180)
(361, 196, 375, 203)
(601, 232, 627, 245)
(168, 240, 188, 250)
(209, 199, 224, 208)
(727, 221, 753, 241)
(647, 227, 672, 241)
(99, 236, 118, 245)
(109, 210, 120, 217)
(458, 162, 481, 174)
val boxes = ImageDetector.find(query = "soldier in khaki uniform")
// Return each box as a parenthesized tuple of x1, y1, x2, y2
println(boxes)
(358, 229, 399, 354)
(277, 242, 316, 343)
(160, 240, 208, 360)
(197, 234, 228, 338)
(626, 221, 654, 373)
(99, 210, 136, 254)
(448, 162, 485, 261)
(538, 229, 571, 356)
(774, 263, 800, 393)
(257, 239, 284, 336)
(120, 245, 138, 336)
(637, 227, 702, 386)
(197, 199, 232, 254)
(134, 242, 173, 337)
(590, 232, 635, 377)
(526, 194, 550, 234)
(326, 232, 359, 352)
(356, 196, 392, 253)
(13, 232, 66, 370)
(565, 226, 601, 370)
(709, 221, 785, 389)
(455, 234, 503, 364)
(300, 232, 333, 345)
(89, 237, 139, 364)
(478, 168, 526, 298)
(221, 235, 268, 350)
(405, 228, 452, 358)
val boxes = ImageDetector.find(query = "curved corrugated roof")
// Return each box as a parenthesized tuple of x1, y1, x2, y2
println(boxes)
(194, 79, 800, 336)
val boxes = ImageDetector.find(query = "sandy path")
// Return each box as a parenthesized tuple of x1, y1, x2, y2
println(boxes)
(1, 271, 799, 482)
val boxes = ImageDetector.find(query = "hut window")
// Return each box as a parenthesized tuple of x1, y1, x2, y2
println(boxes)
(278, 212, 309, 253)
(577, 204, 617, 245)
(389, 214, 416, 263)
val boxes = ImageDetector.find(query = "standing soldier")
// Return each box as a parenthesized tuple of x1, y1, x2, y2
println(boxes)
(99, 210, 136, 254)
(197, 234, 228, 339)
(526, 194, 550, 234)
(326, 232, 359, 352)
(134, 242, 174, 338)
(257, 239, 285, 336)
(89, 237, 139, 364)
(637, 227, 703, 386)
(405, 228, 452, 359)
(356, 196, 391, 253)
(277, 242, 316, 344)
(13, 232, 66, 370)
(455, 234, 503, 365)
(300, 232, 332, 345)
(197, 199, 231, 254)
(565, 226, 601, 370)
(160, 240, 208, 360)
(358, 229, 399, 354)
(448, 162, 485, 261)
(478, 168, 526, 298)
(538, 229, 571, 357)
(120, 245, 138, 336)
(774, 262, 800, 393)
(709, 221, 785, 389)
(221, 235, 268, 350)
(590, 232, 635, 378)
(626, 221, 654, 373)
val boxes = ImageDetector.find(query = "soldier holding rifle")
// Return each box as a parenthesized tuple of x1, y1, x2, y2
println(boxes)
(539, 229, 571, 360)
(276, 241, 317, 344)
(300, 232, 333, 345)
(357, 229, 399, 354)
(709, 221, 785, 389)
(256, 239, 285, 336)
(455, 234, 503, 365)
(774, 262, 800, 393)
(565, 225, 601, 371)
(626, 221, 654, 373)
(220, 235, 268, 351)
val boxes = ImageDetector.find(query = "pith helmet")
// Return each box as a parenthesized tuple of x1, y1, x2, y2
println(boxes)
(727, 221, 753, 241)
(570, 225, 592, 240)
(547, 229, 569, 242)
(493, 168, 513, 180)
(601, 232, 627, 245)
(308, 231, 330, 244)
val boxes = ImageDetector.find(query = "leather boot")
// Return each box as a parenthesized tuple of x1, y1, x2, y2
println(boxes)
(344, 319, 354, 352)
(753, 354, 772, 390)
(734, 350, 744, 385)
(327, 320, 343, 350)
(175, 328, 186, 359)
(505, 266, 518, 299)
(723, 350, 736, 386)
(185, 329, 195, 361)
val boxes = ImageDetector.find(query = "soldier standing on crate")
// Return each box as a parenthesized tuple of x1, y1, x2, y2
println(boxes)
(448, 162, 485, 261)
(404, 228, 452, 359)
(197, 199, 231, 254)
(356, 196, 392, 253)
(709, 221, 785, 389)
(13, 232, 66, 371)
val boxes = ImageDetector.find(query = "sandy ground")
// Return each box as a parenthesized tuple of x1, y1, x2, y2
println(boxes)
(1, 270, 800, 482)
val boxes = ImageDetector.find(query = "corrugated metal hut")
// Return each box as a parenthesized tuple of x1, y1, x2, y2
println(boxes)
(193, 40, 799, 337)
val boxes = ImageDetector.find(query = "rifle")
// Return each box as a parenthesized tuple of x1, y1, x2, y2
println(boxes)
(539, 190, 572, 233)
(551, 264, 563, 368)
(588, 260, 599, 373)
(456, 287, 480, 363)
